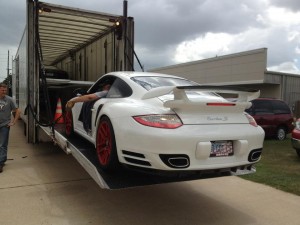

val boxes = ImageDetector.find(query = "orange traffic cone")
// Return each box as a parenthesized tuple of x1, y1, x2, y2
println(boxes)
(54, 98, 64, 124)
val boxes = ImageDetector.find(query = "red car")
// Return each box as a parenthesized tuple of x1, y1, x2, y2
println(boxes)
(291, 118, 300, 157)
(245, 98, 294, 140)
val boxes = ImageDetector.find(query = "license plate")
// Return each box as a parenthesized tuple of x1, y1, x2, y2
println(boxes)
(210, 141, 233, 157)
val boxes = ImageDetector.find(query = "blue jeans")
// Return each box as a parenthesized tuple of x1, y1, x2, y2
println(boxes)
(0, 126, 10, 165)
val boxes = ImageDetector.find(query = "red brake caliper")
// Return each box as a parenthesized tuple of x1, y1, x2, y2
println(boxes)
(97, 121, 111, 165)
(65, 111, 72, 134)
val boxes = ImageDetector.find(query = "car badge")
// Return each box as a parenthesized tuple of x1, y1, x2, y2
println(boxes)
(207, 116, 228, 121)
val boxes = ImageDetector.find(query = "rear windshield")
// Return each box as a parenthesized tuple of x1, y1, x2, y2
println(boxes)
(131, 76, 196, 90)
(131, 76, 221, 99)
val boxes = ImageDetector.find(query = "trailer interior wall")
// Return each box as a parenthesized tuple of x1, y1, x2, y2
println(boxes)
(37, 1, 134, 82)
(13, 0, 134, 143)
(55, 32, 125, 81)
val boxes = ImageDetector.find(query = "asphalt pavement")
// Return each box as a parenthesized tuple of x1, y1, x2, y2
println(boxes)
(1, 120, 300, 225)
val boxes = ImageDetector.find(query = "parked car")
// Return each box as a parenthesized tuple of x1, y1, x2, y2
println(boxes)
(245, 98, 294, 140)
(65, 71, 265, 173)
(43, 65, 69, 79)
(291, 118, 300, 157)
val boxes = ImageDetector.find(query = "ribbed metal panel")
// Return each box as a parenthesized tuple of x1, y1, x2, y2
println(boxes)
(264, 73, 282, 84)
(265, 71, 300, 116)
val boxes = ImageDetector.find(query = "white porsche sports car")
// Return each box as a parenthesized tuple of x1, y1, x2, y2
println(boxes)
(65, 71, 265, 173)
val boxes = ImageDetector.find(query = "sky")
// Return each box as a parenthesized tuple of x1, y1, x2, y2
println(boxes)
(1, 0, 300, 81)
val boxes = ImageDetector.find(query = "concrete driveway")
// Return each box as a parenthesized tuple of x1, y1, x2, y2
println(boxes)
(1, 121, 299, 225)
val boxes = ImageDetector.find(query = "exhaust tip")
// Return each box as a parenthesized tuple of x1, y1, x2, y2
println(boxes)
(160, 154, 190, 168)
(248, 148, 263, 162)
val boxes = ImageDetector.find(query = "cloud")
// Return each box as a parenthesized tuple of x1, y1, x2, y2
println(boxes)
(171, 3, 300, 75)
(0, 0, 300, 77)
(0, 2, 25, 46)
(268, 61, 300, 74)
(132, 0, 268, 48)
(270, 0, 300, 12)
(174, 32, 233, 62)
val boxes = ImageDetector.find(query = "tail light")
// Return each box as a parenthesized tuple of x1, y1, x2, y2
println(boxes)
(245, 113, 258, 127)
(133, 114, 182, 129)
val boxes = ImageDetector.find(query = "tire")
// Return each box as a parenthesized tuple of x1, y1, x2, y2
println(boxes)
(96, 116, 119, 171)
(65, 110, 74, 137)
(276, 127, 286, 140)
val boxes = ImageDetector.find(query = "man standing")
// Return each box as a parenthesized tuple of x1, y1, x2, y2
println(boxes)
(0, 83, 20, 173)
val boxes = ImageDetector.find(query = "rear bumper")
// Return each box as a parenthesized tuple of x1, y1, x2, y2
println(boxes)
(124, 163, 257, 177)
(113, 118, 265, 171)
(292, 128, 300, 150)
(291, 138, 300, 150)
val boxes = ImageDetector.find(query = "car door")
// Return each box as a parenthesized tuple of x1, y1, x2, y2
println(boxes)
(90, 77, 133, 139)
(251, 100, 275, 136)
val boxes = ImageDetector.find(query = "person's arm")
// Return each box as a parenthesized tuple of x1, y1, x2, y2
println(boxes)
(66, 93, 99, 110)
(69, 93, 99, 103)
(8, 108, 20, 126)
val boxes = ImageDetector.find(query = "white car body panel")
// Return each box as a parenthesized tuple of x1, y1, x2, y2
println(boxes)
(112, 117, 264, 170)
(68, 71, 265, 172)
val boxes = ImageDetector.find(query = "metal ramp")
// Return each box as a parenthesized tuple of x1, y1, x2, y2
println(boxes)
(39, 125, 251, 190)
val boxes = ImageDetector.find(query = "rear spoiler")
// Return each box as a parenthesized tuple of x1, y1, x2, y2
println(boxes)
(142, 85, 260, 102)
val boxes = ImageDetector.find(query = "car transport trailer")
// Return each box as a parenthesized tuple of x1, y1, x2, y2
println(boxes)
(12, 0, 136, 144)
(12, 0, 255, 190)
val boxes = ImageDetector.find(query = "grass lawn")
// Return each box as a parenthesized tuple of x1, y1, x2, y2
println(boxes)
(242, 136, 300, 196)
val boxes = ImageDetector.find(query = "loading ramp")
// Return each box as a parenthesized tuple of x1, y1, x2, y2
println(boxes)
(40, 125, 251, 190)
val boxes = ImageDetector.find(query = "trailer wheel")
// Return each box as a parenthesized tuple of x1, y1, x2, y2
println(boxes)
(96, 116, 119, 171)
(65, 111, 74, 136)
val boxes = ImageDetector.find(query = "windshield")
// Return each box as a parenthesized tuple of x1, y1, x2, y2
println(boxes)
(131, 76, 197, 90)
(131, 75, 223, 100)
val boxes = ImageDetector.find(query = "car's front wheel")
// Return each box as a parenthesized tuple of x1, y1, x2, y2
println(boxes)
(96, 116, 119, 171)
(276, 127, 286, 140)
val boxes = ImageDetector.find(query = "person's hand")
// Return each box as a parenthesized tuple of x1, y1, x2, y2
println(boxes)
(7, 121, 15, 127)
(66, 101, 75, 111)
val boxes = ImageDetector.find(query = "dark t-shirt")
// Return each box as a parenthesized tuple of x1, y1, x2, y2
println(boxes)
(0, 96, 17, 127)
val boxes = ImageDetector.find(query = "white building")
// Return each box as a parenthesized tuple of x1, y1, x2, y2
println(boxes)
(150, 48, 300, 117)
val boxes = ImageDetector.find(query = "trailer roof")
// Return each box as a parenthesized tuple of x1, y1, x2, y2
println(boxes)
(38, 2, 122, 65)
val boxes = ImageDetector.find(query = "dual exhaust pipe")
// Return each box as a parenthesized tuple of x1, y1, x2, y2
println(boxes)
(160, 148, 262, 169)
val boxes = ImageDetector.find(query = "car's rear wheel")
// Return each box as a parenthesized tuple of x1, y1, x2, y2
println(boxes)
(65, 111, 74, 137)
(276, 127, 286, 140)
(96, 116, 119, 171)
